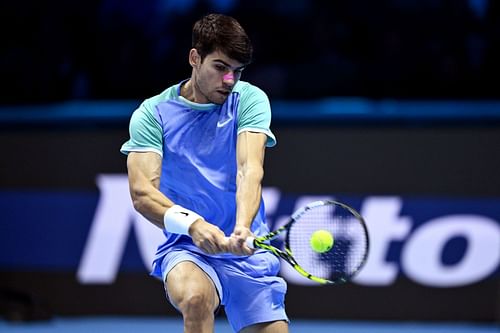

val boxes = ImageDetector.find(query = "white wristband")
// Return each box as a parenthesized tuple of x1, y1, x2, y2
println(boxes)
(163, 205, 203, 235)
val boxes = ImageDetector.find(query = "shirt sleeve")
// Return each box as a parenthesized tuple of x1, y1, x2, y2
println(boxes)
(237, 84, 277, 147)
(120, 102, 163, 156)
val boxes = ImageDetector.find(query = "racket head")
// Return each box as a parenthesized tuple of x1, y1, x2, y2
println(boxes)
(284, 200, 369, 284)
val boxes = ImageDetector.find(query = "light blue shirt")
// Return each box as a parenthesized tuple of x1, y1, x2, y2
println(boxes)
(121, 80, 276, 265)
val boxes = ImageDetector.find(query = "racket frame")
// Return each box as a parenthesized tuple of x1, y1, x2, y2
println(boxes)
(248, 200, 369, 285)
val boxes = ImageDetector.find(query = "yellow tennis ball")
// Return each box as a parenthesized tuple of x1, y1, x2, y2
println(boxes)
(310, 230, 334, 253)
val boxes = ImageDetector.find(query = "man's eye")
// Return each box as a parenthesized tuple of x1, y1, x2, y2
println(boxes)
(215, 65, 226, 71)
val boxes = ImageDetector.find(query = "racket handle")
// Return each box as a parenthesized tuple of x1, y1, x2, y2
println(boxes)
(245, 236, 256, 249)
(223, 236, 256, 249)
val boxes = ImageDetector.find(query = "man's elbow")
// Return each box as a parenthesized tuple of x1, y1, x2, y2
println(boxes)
(130, 185, 149, 213)
(254, 167, 264, 183)
(243, 165, 264, 183)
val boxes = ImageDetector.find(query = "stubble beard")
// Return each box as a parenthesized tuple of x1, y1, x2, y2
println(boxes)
(194, 74, 229, 105)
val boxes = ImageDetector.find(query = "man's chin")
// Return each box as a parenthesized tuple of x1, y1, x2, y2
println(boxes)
(210, 93, 229, 105)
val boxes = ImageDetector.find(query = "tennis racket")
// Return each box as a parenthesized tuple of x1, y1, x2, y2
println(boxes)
(246, 200, 369, 285)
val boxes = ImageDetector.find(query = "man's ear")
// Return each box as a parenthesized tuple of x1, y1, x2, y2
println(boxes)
(189, 48, 200, 68)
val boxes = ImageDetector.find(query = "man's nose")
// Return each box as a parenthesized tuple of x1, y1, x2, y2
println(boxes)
(223, 72, 235, 85)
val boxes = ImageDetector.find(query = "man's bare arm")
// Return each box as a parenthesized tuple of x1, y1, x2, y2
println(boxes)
(231, 131, 267, 254)
(127, 152, 173, 228)
(127, 151, 229, 253)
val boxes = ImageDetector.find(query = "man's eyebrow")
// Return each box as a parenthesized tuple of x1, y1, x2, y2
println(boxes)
(213, 59, 246, 70)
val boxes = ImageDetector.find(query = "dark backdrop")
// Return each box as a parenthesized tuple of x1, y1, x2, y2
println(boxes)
(2, 124, 499, 196)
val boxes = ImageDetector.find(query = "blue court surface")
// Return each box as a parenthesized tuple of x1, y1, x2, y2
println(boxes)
(0, 317, 498, 333)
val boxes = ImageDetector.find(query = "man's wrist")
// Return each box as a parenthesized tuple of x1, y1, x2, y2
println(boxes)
(163, 205, 203, 235)
(234, 222, 251, 230)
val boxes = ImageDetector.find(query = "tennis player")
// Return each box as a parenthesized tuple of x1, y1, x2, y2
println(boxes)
(121, 13, 288, 333)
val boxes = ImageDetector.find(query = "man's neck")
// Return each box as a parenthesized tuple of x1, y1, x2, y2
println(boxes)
(180, 80, 194, 101)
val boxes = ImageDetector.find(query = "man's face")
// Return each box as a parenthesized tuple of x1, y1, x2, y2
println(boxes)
(191, 49, 246, 105)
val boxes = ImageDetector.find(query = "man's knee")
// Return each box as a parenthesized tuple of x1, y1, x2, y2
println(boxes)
(176, 292, 213, 318)
(166, 262, 219, 316)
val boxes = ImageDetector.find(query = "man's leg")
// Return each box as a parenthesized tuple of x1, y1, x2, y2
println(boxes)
(166, 261, 220, 333)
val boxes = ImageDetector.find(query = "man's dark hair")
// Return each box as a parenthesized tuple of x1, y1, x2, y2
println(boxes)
(192, 13, 253, 65)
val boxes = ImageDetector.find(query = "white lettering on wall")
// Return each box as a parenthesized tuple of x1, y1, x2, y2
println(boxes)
(77, 175, 163, 283)
(77, 174, 500, 287)
(402, 215, 500, 287)
(353, 197, 412, 285)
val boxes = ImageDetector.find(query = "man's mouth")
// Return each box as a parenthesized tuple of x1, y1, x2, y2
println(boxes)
(217, 90, 230, 97)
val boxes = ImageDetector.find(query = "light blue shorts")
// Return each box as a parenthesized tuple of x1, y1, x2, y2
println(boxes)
(160, 246, 288, 332)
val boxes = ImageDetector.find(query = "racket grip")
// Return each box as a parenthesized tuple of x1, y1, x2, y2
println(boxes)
(224, 236, 256, 249)
(245, 236, 256, 249)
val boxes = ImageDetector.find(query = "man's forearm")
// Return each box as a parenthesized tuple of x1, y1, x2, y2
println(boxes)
(235, 166, 264, 228)
(130, 182, 175, 229)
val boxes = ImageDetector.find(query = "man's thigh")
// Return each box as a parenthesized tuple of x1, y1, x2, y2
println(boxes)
(164, 254, 221, 312)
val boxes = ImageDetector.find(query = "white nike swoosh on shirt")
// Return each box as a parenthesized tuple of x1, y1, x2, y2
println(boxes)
(217, 118, 232, 127)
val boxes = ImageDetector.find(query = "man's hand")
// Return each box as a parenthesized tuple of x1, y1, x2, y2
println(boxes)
(227, 225, 254, 255)
(189, 219, 230, 254)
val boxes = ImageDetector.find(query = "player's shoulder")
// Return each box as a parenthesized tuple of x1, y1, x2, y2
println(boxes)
(234, 80, 267, 97)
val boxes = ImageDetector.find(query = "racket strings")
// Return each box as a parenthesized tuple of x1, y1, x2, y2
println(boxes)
(286, 203, 368, 282)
